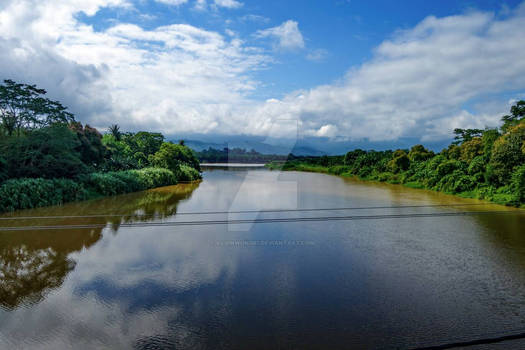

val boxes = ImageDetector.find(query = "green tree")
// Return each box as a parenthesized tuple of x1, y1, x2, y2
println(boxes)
(489, 122, 525, 184)
(408, 144, 433, 161)
(0, 156, 7, 183)
(459, 137, 483, 163)
(453, 128, 484, 145)
(0, 79, 74, 136)
(501, 100, 525, 133)
(2, 125, 87, 179)
(70, 122, 107, 169)
(151, 142, 201, 173)
(108, 124, 122, 141)
(388, 149, 410, 173)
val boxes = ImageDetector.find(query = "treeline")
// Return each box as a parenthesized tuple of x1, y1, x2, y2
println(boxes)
(197, 147, 288, 163)
(0, 79, 201, 213)
(268, 101, 525, 206)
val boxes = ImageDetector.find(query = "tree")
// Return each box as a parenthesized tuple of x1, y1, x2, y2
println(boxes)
(408, 144, 433, 161)
(2, 125, 88, 179)
(108, 124, 122, 141)
(151, 142, 201, 173)
(0, 79, 74, 136)
(501, 100, 525, 132)
(459, 137, 483, 163)
(388, 149, 410, 173)
(453, 128, 484, 145)
(0, 156, 7, 183)
(489, 122, 525, 184)
(70, 122, 107, 169)
(343, 149, 366, 166)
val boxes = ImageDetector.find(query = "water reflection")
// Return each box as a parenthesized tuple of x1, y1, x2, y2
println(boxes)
(0, 182, 200, 311)
(1, 170, 525, 349)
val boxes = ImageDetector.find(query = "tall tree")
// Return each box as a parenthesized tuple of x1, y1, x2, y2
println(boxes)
(108, 124, 122, 141)
(0, 79, 74, 136)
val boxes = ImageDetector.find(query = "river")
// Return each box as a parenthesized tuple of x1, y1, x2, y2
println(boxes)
(1, 167, 525, 349)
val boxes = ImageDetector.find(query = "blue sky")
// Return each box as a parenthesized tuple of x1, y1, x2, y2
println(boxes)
(79, 0, 522, 97)
(1, 0, 525, 150)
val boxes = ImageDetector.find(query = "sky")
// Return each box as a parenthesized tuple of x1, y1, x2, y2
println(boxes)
(1, 0, 525, 149)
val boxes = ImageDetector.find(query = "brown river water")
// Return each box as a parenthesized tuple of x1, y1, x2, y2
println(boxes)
(1, 167, 525, 349)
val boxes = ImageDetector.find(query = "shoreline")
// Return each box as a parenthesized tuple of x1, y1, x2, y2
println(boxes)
(266, 162, 525, 209)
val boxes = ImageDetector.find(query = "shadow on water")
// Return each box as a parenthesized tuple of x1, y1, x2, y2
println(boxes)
(0, 182, 201, 310)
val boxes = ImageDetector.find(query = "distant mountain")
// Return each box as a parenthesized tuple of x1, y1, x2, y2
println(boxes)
(183, 139, 326, 156)
(171, 134, 452, 156)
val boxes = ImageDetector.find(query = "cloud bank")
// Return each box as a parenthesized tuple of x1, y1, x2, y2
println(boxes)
(1, 1, 525, 142)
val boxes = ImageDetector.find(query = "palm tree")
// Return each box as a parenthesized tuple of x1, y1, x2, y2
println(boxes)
(108, 124, 121, 141)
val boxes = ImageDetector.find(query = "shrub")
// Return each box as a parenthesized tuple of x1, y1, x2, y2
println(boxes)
(0, 156, 7, 184)
(151, 142, 201, 173)
(511, 164, 525, 203)
(0, 178, 88, 212)
(177, 164, 202, 182)
(83, 172, 129, 196)
(388, 150, 410, 173)
(408, 145, 434, 161)
(460, 138, 483, 162)
(328, 165, 351, 175)
(489, 123, 525, 185)
(81, 167, 179, 196)
(133, 167, 179, 188)
(2, 125, 89, 179)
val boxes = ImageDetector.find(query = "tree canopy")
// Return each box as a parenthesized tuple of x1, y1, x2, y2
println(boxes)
(0, 79, 74, 136)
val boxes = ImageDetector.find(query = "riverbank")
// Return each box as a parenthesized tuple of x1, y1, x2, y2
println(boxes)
(266, 161, 525, 208)
(0, 166, 201, 213)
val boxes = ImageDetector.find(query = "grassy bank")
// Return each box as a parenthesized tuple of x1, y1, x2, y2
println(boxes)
(266, 160, 525, 207)
(0, 167, 201, 213)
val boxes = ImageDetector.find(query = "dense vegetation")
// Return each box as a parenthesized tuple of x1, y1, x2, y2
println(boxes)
(268, 101, 525, 207)
(0, 79, 201, 213)
(197, 147, 288, 163)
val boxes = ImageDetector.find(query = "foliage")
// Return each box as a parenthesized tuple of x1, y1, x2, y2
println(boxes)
(270, 100, 525, 207)
(388, 149, 410, 173)
(459, 137, 483, 162)
(0, 178, 88, 212)
(0, 79, 74, 136)
(489, 122, 525, 185)
(108, 124, 122, 141)
(69, 122, 107, 169)
(0, 79, 202, 213)
(151, 142, 201, 173)
(511, 164, 525, 203)
(177, 164, 202, 182)
(1, 124, 88, 179)
(501, 100, 525, 133)
(0, 156, 7, 183)
(197, 147, 288, 164)
(102, 131, 166, 170)
(408, 145, 433, 162)
(453, 128, 483, 145)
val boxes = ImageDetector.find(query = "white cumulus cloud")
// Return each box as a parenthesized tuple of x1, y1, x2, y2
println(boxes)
(1, 1, 525, 143)
(256, 20, 305, 51)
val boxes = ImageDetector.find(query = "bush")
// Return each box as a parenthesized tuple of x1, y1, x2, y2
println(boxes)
(81, 167, 180, 196)
(388, 150, 410, 173)
(151, 142, 201, 173)
(132, 167, 179, 188)
(2, 125, 89, 179)
(176, 164, 202, 182)
(0, 178, 88, 212)
(328, 165, 351, 175)
(0, 156, 7, 184)
(511, 164, 525, 203)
